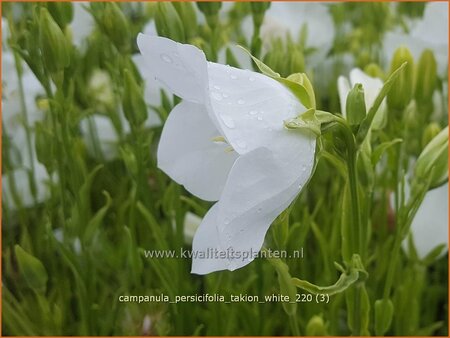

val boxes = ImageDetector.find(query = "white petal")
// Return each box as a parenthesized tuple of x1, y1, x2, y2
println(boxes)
(157, 101, 238, 201)
(409, 183, 448, 259)
(193, 136, 315, 274)
(206, 62, 304, 159)
(191, 204, 230, 274)
(137, 34, 208, 104)
(337, 76, 351, 117)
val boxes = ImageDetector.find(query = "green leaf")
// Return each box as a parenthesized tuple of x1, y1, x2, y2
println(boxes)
(357, 62, 407, 143)
(83, 191, 112, 244)
(292, 268, 358, 296)
(371, 138, 403, 166)
(237, 45, 314, 108)
(265, 254, 297, 316)
(14, 245, 48, 294)
(374, 298, 394, 335)
(422, 243, 447, 265)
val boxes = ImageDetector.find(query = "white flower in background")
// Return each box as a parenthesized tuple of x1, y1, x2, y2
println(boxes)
(183, 212, 202, 244)
(337, 68, 386, 128)
(2, 18, 50, 210)
(407, 183, 448, 259)
(384, 2, 448, 73)
(137, 34, 316, 274)
(243, 2, 334, 67)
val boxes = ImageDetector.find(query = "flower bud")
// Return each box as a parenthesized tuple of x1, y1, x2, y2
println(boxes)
(289, 49, 305, 74)
(250, 2, 271, 28)
(155, 2, 185, 42)
(346, 83, 366, 126)
(197, 2, 222, 30)
(120, 145, 138, 177)
(35, 122, 56, 173)
(122, 69, 148, 128)
(101, 3, 130, 52)
(364, 63, 384, 79)
(14, 245, 48, 294)
(387, 46, 414, 111)
(305, 315, 328, 336)
(415, 126, 448, 187)
(39, 7, 70, 73)
(422, 122, 441, 150)
(47, 2, 73, 29)
(415, 49, 437, 105)
(172, 2, 197, 40)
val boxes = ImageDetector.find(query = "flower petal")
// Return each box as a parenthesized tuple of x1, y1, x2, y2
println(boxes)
(206, 62, 304, 158)
(337, 75, 351, 117)
(137, 34, 208, 104)
(409, 183, 448, 259)
(192, 134, 315, 273)
(191, 204, 230, 274)
(157, 101, 238, 201)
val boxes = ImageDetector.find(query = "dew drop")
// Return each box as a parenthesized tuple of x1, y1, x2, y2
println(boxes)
(257, 207, 262, 213)
(220, 114, 236, 129)
(237, 99, 245, 105)
(230, 74, 238, 80)
(249, 110, 258, 115)
(302, 165, 307, 172)
(257, 116, 263, 121)
(249, 76, 255, 82)
(211, 91, 223, 101)
(160, 54, 172, 63)
(222, 93, 229, 98)
(213, 85, 221, 90)
(224, 218, 231, 225)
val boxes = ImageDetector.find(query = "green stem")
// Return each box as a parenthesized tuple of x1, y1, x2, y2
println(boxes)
(289, 313, 301, 336)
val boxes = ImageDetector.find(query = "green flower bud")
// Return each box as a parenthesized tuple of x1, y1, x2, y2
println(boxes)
(305, 315, 328, 336)
(14, 245, 48, 294)
(374, 299, 394, 335)
(250, 2, 271, 28)
(415, 49, 437, 105)
(346, 83, 366, 126)
(39, 7, 70, 73)
(387, 46, 414, 111)
(35, 122, 56, 173)
(415, 126, 448, 187)
(289, 49, 305, 74)
(172, 2, 197, 40)
(101, 4, 130, 52)
(120, 145, 138, 177)
(422, 122, 441, 150)
(155, 2, 185, 42)
(122, 69, 148, 128)
(47, 2, 73, 29)
(197, 2, 222, 31)
(364, 63, 384, 79)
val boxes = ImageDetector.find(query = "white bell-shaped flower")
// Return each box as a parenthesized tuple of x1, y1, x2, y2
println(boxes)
(137, 35, 316, 274)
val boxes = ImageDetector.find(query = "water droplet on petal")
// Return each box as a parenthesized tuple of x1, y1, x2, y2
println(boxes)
(224, 218, 231, 225)
(222, 93, 229, 98)
(237, 99, 245, 105)
(160, 54, 172, 63)
(302, 165, 307, 172)
(257, 207, 262, 213)
(298, 184, 303, 189)
(249, 76, 255, 82)
(257, 116, 263, 121)
(213, 85, 221, 90)
(230, 74, 238, 80)
(249, 110, 258, 115)
(211, 91, 223, 101)
(220, 114, 236, 129)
